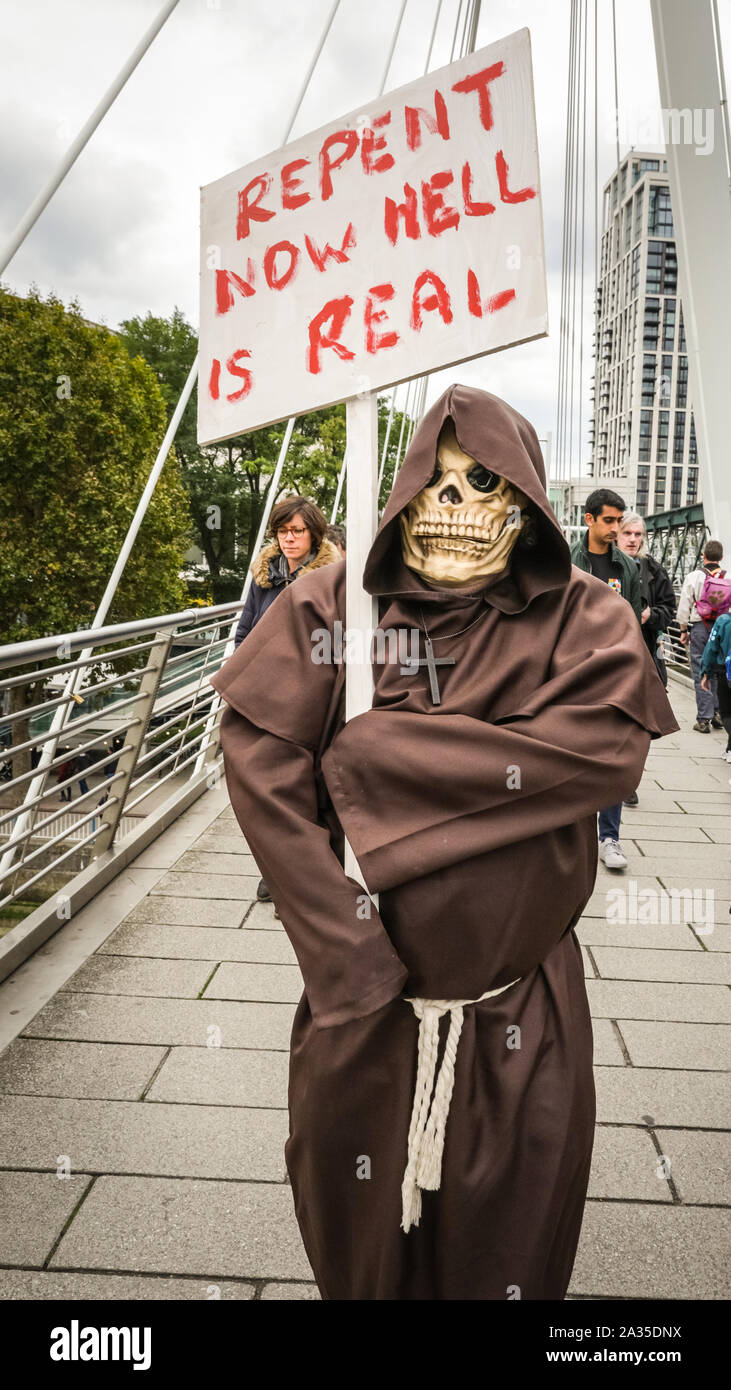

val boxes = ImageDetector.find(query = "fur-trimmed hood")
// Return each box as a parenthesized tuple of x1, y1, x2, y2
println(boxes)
(251, 535, 341, 590)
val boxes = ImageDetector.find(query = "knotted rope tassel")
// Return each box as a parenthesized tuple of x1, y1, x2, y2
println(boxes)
(401, 979, 521, 1234)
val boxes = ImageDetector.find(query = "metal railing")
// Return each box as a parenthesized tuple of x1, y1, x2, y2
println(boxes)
(0, 602, 243, 939)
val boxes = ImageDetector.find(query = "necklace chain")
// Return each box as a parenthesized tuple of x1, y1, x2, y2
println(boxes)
(418, 603, 490, 643)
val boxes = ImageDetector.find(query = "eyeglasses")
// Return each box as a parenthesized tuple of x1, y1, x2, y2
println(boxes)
(276, 526, 308, 538)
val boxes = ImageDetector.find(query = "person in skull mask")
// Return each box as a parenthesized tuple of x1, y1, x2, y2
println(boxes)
(210, 384, 678, 1301)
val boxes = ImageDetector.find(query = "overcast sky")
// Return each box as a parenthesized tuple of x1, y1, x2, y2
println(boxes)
(2, 0, 728, 469)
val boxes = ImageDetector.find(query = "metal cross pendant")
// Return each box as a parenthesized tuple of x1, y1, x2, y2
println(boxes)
(400, 634, 455, 706)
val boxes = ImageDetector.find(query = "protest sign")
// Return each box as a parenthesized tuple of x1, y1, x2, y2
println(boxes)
(198, 27, 547, 445)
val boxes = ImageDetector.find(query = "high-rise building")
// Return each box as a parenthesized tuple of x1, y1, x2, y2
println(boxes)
(590, 152, 698, 518)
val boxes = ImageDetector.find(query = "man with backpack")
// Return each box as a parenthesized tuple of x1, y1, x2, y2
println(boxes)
(677, 540, 730, 732)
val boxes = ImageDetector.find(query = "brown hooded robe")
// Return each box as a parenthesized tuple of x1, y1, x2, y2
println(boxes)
(210, 385, 679, 1301)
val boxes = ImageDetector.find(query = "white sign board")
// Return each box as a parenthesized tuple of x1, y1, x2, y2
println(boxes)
(198, 27, 547, 445)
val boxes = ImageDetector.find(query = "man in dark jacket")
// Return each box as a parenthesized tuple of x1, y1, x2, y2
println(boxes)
(570, 492, 642, 621)
(570, 489, 642, 871)
(232, 494, 340, 901)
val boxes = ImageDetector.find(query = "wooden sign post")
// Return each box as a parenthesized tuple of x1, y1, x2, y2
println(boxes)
(198, 27, 548, 883)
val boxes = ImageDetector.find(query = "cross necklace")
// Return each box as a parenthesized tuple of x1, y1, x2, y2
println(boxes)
(401, 603, 491, 706)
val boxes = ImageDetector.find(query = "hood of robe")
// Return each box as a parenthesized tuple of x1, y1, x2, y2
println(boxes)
(364, 383, 571, 613)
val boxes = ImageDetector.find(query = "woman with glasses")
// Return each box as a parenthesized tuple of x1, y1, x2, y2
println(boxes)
(233, 494, 341, 901)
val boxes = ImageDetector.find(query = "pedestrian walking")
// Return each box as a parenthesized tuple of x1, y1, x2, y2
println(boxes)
(700, 612, 731, 764)
(570, 489, 643, 870)
(231, 495, 340, 902)
(617, 513, 676, 806)
(677, 540, 730, 732)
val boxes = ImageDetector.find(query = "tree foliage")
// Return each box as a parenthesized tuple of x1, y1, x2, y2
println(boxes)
(0, 287, 191, 645)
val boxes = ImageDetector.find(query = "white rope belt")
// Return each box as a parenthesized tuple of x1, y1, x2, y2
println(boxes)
(401, 978, 522, 1234)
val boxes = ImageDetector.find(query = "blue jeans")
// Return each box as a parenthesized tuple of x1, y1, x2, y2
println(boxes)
(598, 803, 622, 841)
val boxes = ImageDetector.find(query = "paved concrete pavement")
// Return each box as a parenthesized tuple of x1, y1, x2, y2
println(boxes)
(0, 677, 728, 1300)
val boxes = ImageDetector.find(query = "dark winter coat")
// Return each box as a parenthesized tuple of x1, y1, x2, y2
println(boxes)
(233, 537, 342, 647)
(635, 553, 676, 685)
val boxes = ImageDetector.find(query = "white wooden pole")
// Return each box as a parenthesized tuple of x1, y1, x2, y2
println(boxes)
(343, 393, 379, 891)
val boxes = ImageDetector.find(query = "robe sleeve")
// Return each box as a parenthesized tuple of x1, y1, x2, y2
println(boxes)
(321, 573, 681, 893)
(209, 569, 409, 1028)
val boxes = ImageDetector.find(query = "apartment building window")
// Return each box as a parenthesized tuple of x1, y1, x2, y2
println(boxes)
(629, 244, 640, 297)
(621, 164, 627, 197)
(662, 298, 676, 351)
(671, 466, 683, 507)
(624, 205, 632, 252)
(643, 298, 660, 349)
(659, 354, 673, 403)
(633, 189, 644, 241)
(654, 466, 667, 511)
(646, 241, 663, 292)
(688, 414, 697, 464)
(639, 409, 653, 461)
(640, 159, 660, 173)
(662, 243, 678, 293)
(641, 354, 656, 405)
(687, 466, 698, 504)
(636, 465, 650, 515)
(678, 306, 686, 352)
(656, 410, 669, 462)
(676, 356, 688, 408)
(673, 411, 686, 462)
(648, 184, 673, 235)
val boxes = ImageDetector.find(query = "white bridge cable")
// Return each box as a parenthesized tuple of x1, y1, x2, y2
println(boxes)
(0, 0, 181, 276)
(556, 0, 579, 482)
(2, 0, 348, 860)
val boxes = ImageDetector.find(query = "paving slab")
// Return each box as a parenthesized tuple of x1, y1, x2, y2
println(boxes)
(0, 1169, 92, 1267)
(0, 1093, 288, 1181)
(147, 1047, 289, 1108)
(585, 979, 731, 1023)
(0, 1038, 163, 1101)
(51, 1175, 314, 1281)
(175, 851, 261, 876)
(594, 1066, 729, 1129)
(260, 1282, 321, 1299)
(618, 1021, 729, 1070)
(620, 822, 709, 842)
(591, 1018, 626, 1066)
(577, 919, 703, 950)
(98, 922, 298, 964)
(193, 832, 257, 855)
(204, 963, 303, 1004)
(0, 1270, 256, 1300)
(654, 1129, 730, 1205)
(701, 924, 731, 952)
(588, 1125, 672, 1202)
(122, 896, 245, 929)
(22, 992, 296, 1051)
(65, 955, 214, 998)
(243, 902, 285, 931)
(568, 1203, 730, 1299)
(151, 871, 259, 900)
(591, 947, 731, 984)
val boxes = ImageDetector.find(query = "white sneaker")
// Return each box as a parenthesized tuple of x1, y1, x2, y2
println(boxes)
(599, 838, 628, 870)
(723, 750, 731, 763)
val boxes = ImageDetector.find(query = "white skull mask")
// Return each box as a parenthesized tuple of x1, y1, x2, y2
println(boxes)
(399, 419, 530, 588)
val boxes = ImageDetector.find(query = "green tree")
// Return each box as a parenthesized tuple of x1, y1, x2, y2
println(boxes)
(0, 287, 191, 792)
